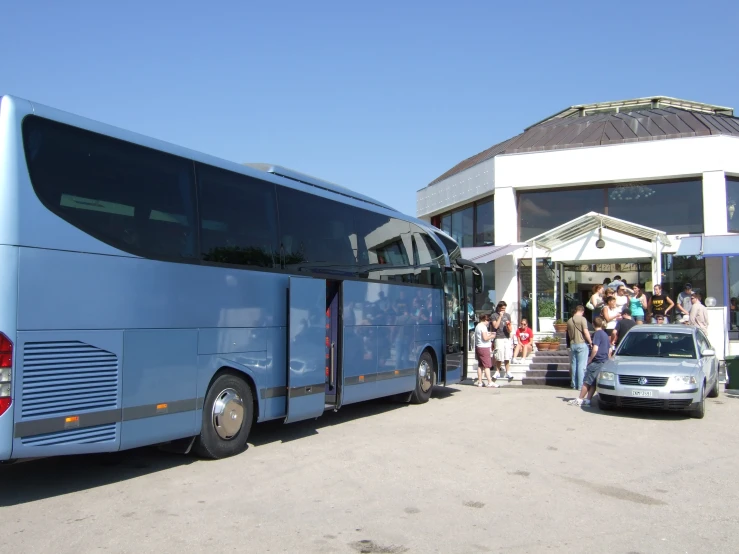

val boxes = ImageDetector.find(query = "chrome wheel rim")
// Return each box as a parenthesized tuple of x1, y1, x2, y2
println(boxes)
(212, 388, 244, 440)
(418, 359, 433, 393)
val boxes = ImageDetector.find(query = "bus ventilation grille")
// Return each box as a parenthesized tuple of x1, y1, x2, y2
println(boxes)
(21, 423, 117, 447)
(21, 341, 119, 419)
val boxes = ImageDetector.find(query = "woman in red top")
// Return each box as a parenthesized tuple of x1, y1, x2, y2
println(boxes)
(512, 319, 533, 363)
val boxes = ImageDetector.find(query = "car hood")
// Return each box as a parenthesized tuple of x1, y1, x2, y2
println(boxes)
(607, 357, 700, 374)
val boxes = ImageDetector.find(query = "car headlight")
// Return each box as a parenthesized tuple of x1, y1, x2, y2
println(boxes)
(599, 371, 615, 382)
(672, 375, 697, 386)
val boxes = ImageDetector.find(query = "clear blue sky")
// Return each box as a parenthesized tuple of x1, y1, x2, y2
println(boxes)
(3, 0, 738, 216)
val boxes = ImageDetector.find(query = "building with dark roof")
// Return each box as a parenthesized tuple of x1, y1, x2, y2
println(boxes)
(416, 96, 739, 354)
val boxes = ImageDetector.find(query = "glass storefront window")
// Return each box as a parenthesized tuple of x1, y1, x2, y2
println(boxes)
(475, 200, 494, 246)
(466, 261, 496, 314)
(728, 256, 739, 330)
(518, 188, 604, 241)
(441, 214, 451, 236)
(518, 258, 556, 321)
(434, 197, 494, 247)
(660, 254, 706, 314)
(608, 180, 703, 235)
(518, 179, 705, 241)
(451, 206, 473, 247)
(727, 178, 739, 233)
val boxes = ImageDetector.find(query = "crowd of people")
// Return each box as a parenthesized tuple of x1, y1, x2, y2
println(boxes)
(470, 276, 712, 393)
(472, 301, 534, 388)
(565, 276, 711, 406)
(586, 277, 708, 329)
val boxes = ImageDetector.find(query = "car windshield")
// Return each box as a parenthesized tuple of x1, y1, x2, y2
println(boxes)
(617, 332, 696, 359)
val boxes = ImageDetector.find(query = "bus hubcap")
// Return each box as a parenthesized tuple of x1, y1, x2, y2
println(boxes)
(212, 388, 244, 440)
(419, 360, 433, 393)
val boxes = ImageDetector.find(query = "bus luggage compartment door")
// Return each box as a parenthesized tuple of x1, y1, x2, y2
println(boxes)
(285, 277, 328, 424)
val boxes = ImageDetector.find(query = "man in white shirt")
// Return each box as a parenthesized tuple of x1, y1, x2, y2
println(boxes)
(677, 283, 694, 321)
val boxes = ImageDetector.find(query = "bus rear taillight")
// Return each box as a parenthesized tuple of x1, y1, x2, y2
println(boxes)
(0, 333, 12, 416)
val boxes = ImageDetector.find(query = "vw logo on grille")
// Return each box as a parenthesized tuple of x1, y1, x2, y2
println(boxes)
(638, 377, 648, 385)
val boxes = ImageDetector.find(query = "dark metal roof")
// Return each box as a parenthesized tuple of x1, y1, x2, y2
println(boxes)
(426, 106, 739, 188)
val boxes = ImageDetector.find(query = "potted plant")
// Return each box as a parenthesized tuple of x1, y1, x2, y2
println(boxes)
(538, 300, 556, 333)
(534, 338, 549, 352)
(545, 336, 561, 351)
(553, 319, 568, 333)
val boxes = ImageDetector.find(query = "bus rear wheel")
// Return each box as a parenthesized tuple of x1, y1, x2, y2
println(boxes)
(193, 372, 254, 459)
(410, 351, 435, 404)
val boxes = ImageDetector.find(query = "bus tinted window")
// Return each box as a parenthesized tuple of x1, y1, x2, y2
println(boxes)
(197, 163, 278, 268)
(276, 186, 358, 272)
(356, 213, 412, 267)
(23, 117, 197, 260)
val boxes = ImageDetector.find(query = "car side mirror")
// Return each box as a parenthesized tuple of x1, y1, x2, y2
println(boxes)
(702, 349, 715, 357)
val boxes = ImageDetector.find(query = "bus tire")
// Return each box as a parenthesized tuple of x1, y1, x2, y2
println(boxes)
(410, 351, 435, 404)
(193, 372, 254, 459)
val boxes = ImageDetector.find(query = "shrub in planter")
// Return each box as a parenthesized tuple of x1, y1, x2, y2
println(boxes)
(538, 301, 556, 318)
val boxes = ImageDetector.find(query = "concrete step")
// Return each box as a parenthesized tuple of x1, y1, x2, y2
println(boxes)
(529, 361, 571, 368)
(522, 376, 571, 387)
(525, 369, 572, 378)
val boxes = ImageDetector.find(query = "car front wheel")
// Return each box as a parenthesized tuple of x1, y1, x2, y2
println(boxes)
(690, 383, 705, 419)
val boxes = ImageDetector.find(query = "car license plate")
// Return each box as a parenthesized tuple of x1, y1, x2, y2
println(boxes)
(631, 390, 653, 397)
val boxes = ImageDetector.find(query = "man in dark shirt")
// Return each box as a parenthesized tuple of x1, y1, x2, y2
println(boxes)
(569, 316, 610, 407)
(491, 301, 514, 380)
(611, 307, 636, 354)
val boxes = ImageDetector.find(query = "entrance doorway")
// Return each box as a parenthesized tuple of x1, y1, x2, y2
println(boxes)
(518, 259, 653, 323)
(561, 261, 652, 321)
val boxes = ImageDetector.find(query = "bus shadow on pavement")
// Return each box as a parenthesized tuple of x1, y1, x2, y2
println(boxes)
(249, 386, 461, 447)
(0, 447, 195, 507)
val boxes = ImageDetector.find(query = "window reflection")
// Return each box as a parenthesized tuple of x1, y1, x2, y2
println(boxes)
(727, 178, 739, 234)
(451, 207, 474, 247)
(519, 188, 603, 241)
(475, 200, 494, 246)
(608, 180, 703, 235)
(518, 180, 705, 240)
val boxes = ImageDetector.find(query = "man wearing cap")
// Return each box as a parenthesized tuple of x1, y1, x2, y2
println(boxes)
(654, 314, 666, 325)
(677, 283, 694, 322)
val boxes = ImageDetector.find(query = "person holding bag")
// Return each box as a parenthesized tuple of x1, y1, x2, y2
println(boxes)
(566, 305, 592, 391)
(587, 284, 604, 324)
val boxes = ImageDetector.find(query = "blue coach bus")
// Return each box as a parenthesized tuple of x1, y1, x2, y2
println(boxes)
(0, 95, 482, 461)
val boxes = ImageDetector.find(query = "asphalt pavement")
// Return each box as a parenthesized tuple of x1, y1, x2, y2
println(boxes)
(2, 385, 738, 553)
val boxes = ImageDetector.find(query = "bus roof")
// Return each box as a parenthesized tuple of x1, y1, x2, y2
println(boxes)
(244, 163, 397, 212)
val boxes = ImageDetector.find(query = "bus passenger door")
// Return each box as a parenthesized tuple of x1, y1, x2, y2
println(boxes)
(442, 268, 466, 385)
(285, 277, 328, 424)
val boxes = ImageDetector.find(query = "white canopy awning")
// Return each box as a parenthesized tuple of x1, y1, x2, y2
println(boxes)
(676, 235, 739, 257)
(460, 243, 527, 264)
(526, 212, 671, 250)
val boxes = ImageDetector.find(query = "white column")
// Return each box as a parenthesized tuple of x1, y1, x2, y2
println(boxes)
(653, 240, 663, 287)
(559, 263, 565, 319)
(531, 241, 537, 333)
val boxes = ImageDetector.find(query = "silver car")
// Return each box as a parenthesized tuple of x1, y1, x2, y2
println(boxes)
(596, 324, 719, 419)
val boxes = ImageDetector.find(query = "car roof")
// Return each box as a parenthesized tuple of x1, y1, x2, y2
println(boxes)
(627, 324, 696, 334)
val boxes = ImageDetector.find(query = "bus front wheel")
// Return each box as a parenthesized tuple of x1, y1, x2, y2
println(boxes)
(193, 372, 254, 459)
(410, 351, 435, 404)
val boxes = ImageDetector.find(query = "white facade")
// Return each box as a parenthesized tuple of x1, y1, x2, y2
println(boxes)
(417, 111, 739, 354)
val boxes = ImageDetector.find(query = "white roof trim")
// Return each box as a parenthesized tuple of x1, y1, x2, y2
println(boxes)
(460, 243, 527, 263)
(526, 212, 671, 251)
